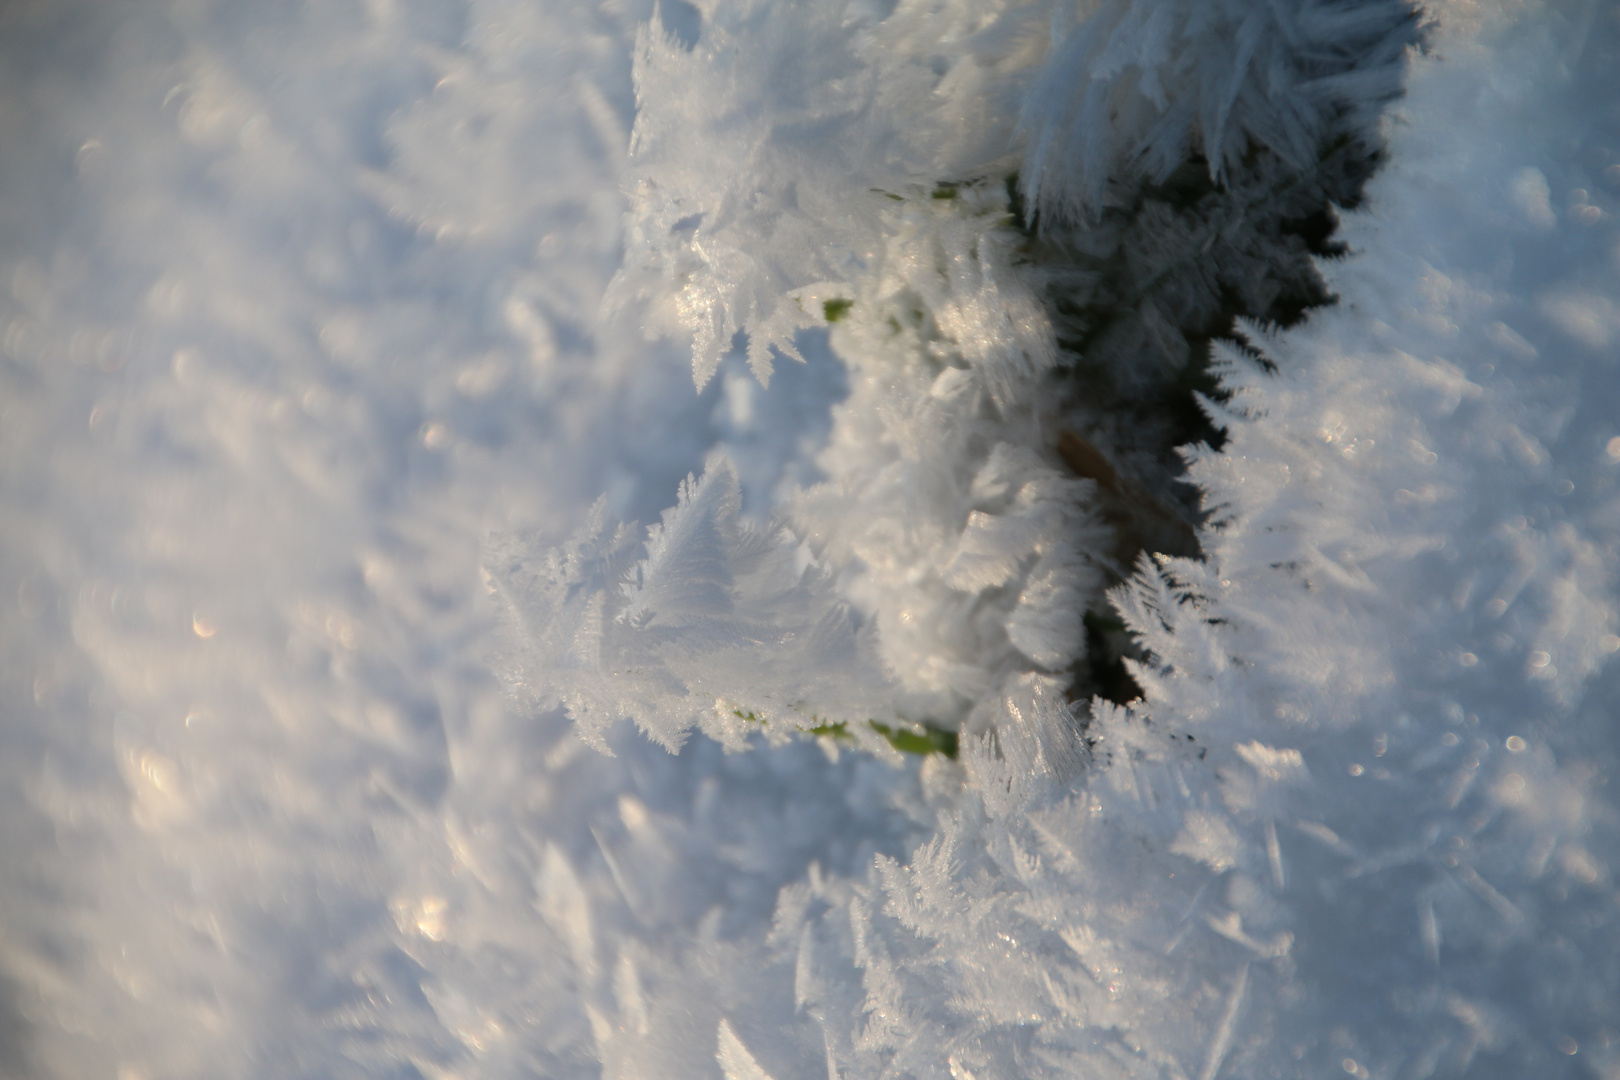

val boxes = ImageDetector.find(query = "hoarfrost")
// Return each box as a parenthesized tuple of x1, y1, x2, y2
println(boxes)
(488, 458, 903, 754)
(2, 0, 1617, 1078)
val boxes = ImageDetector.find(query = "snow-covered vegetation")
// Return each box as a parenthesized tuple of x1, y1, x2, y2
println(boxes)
(1, 0, 1616, 1078)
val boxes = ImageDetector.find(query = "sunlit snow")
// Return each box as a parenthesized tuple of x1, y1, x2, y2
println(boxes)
(0, 1, 1616, 1079)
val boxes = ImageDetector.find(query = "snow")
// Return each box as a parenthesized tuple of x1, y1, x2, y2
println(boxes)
(1, 0, 1617, 1078)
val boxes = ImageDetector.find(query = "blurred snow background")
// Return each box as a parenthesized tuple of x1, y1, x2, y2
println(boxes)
(0, 1, 863, 1075)
(0, 1, 1617, 1079)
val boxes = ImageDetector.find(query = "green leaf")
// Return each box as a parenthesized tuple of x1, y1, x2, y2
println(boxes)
(868, 720, 958, 759)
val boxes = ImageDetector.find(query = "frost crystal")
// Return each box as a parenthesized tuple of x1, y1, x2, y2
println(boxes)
(488, 460, 903, 753)
(1020, 0, 1421, 223)
(617, 0, 1054, 387)
(496, 0, 1620, 1077)
(19, 0, 1608, 1075)
(593, 0, 1428, 759)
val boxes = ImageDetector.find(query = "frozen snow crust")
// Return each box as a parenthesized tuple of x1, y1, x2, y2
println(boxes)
(1, 1, 1618, 1079)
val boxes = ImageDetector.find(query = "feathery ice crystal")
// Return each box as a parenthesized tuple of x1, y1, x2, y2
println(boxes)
(497, 0, 1422, 751)
(3, 0, 1616, 1076)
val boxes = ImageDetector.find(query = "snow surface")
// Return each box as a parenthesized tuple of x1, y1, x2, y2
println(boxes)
(0, 1, 1617, 1079)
